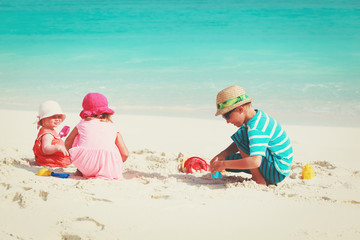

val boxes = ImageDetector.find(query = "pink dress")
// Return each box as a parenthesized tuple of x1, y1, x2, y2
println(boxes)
(69, 119, 123, 179)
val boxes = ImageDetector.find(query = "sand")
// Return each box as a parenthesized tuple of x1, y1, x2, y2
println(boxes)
(0, 109, 359, 240)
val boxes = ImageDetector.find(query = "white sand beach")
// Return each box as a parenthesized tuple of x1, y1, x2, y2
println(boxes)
(0, 109, 359, 240)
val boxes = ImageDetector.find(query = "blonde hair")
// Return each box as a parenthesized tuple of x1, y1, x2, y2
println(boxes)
(84, 113, 113, 122)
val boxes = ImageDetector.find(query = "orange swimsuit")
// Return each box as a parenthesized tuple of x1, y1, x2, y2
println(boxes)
(33, 128, 71, 167)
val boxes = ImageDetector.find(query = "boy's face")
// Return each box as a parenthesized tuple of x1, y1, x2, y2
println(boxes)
(224, 107, 246, 127)
(41, 115, 63, 129)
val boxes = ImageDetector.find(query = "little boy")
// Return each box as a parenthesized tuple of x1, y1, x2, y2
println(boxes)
(210, 85, 293, 185)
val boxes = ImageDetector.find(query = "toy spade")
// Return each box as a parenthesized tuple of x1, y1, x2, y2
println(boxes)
(211, 171, 222, 179)
(37, 168, 69, 178)
(59, 126, 70, 138)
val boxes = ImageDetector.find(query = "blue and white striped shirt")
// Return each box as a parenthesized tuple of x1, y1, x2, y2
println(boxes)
(242, 109, 293, 176)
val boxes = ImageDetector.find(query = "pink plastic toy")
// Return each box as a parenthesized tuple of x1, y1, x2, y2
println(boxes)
(59, 126, 70, 138)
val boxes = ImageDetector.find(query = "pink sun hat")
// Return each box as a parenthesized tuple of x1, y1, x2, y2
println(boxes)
(79, 92, 115, 119)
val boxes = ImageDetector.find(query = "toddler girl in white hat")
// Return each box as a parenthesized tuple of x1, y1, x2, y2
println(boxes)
(33, 100, 71, 167)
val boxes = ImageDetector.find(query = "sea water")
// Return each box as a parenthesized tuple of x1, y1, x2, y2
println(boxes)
(0, 0, 359, 126)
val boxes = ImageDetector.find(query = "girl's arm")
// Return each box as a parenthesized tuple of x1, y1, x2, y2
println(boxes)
(42, 134, 69, 156)
(65, 127, 78, 151)
(115, 132, 129, 162)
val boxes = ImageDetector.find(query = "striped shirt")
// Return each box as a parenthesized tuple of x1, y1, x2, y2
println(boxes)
(243, 109, 293, 176)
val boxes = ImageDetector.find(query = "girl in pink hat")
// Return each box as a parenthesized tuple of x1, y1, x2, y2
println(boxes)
(65, 93, 129, 179)
(33, 100, 71, 167)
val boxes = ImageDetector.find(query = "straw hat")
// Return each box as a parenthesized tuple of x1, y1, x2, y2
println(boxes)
(80, 92, 114, 119)
(38, 100, 66, 121)
(215, 85, 253, 116)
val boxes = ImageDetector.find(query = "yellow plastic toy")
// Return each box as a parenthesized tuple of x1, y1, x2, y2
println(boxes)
(302, 164, 315, 179)
(36, 168, 70, 178)
(37, 168, 51, 176)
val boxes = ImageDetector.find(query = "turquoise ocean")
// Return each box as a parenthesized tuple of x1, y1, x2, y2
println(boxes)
(0, 0, 359, 126)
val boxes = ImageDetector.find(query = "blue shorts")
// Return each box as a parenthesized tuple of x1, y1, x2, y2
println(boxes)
(226, 126, 286, 184)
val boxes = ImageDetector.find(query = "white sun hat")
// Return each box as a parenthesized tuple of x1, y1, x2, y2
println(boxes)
(38, 100, 66, 121)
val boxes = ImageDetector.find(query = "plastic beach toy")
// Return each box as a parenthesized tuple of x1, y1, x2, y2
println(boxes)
(181, 156, 209, 174)
(302, 164, 315, 179)
(59, 126, 70, 138)
(37, 168, 70, 178)
(211, 171, 222, 179)
(50, 172, 70, 178)
(37, 168, 51, 176)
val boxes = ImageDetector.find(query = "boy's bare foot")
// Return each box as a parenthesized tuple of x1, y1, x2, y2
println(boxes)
(250, 168, 267, 185)
(251, 176, 267, 185)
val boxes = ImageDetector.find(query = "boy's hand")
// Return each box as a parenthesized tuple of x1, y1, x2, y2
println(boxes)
(209, 156, 225, 173)
(210, 154, 224, 165)
(210, 156, 218, 166)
